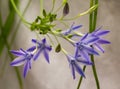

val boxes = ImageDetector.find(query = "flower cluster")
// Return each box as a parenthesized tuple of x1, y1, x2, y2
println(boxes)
(61, 24, 110, 79)
(10, 24, 110, 79)
(10, 38, 52, 78)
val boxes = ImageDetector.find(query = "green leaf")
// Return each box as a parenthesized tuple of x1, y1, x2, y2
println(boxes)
(55, 44, 61, 53)
(0, 0, 19, 55)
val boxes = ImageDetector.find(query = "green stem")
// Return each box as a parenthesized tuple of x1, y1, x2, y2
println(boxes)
(1, 33, 23, 89)
(89, 0, 100, 89)
(40, 0, 43, 17)
(10, 0, 32, 45)
(10, 0, 30, 25)
(76, 0, 100, 89)
(91, 55, 100, 89)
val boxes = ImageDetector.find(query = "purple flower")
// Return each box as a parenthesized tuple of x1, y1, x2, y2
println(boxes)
(10, 48, 33, 78)
(27, 38, 52, 63)
(67, 54, 92, 79)
(62, 23, 82, 36)
(89, 27, 111, 53)
(75, 33, 99, 62)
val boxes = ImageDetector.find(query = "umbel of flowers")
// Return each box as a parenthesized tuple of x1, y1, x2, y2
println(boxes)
(10, 24, 110, 78)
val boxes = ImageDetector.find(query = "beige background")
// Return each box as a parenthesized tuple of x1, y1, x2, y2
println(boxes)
(0, 0, 120, 89)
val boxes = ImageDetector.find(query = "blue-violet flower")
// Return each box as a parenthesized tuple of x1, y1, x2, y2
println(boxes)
(10, 48, 33, 78)
(27, 38, 52, 63)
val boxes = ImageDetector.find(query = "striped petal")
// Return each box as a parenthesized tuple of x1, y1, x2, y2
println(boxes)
(27, 46, 36, 52)
(10, 57, 25, 66)
(85, 37, 99, 45)
(97, 39, 111, 44)
(94, 43, 105, 53)
(43, 50, 49, 63)
(71, 63, 76, 79)
(23, 61, 29, 78)
(80, 50, 90, 62)
(81, 33, 88, 41)
(74, 62, 85, 77)
(95, 30, 110, 36)
(33, 49, 42, 61)
(84, 46, 99, 55)
(10, 50, 25, 56)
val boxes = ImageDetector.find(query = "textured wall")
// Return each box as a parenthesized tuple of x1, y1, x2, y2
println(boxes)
(0, 0, 120, 89)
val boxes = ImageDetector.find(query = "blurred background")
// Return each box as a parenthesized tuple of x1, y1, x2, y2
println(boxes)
(0, 0, 120, 89)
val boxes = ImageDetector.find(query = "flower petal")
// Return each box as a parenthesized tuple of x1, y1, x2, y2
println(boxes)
(94, 43, 105, 53)
(95, 30, 110, 36)
(85, 36, 99, 45)
(84, 46, 99, 55)
(33, 49, 42, 61)
(80, 50, 90, 62)
(77, 58, 93, 65)
(46, 46, 52, 51)
(10, 50, 25, 56)
(43, 50, 50, 63)
(27, 46, 36, 52)
(42, 38, 46, 44)
(10, 57, 25, 66)
(74, 62, 85, 77)
(72, 25, 82, 30)
(23, 61, 29, 78)
(97, 39, 111, 44)
(71, 63, 76, 79)
(81, 33, 88, 41)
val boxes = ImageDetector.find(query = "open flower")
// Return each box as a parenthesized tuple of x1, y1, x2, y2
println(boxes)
(89, 27, 111, 53)
(27, 38, 52, 63)
(10, 48, 33, 78)
(75, 33, 99, 62)
(62, 23, 82, 36)
(67, 54, 92, 79)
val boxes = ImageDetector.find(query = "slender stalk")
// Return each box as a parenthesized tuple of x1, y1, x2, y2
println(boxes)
(89, 0, 100, 89)
(40, 0, 43, 17)
(10, 0, 32, 45)
(76, 0, 100, 89)
(1, 31, 23, 89)
(89, 0, 94, 32)
(10, 0, 31, 25)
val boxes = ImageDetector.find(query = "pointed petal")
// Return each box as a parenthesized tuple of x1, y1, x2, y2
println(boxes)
(29, 60, 32, 69)
(23, 61, 29, 78)
(43, 50, 50, 63)
(81, 33, 88, 41)
(95, 30, 110, 36)
(46, 46, 52, 51)
(75, 47, 79, 57)
(84, 46, 99, 55)
(74, 62, 85, 77)
(80, 50, 90, 62)
(20, 48, 27, 54)
(10, 50, 25, 56)
(77, 58, 93, 65)
(72, 25, 82, 30)
(33, 49, 42, 61)
(85, 37, 99, 45)
(27, 46, 36, 52)
(10, 57, 25, 66)
(42, 38, 46, 44)
(94, 43, 105, 53)
(32, 39, 37, 43)
(71, 63, 76, 79)
(97, 39, 111, 44)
